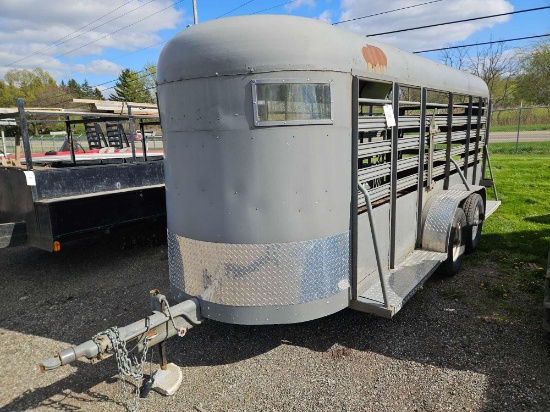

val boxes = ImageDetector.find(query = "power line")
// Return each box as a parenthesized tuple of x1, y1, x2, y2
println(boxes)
(333, 0, 445, 25)
(32, 40, 165, 108)
(7, 0, 137, 67)
(21, 0, 178, 107)
(366, 6, 550, 37)
(217, 0, 256, 19)
(32, 0, 157, 59)
(75, 39, 167, 74)
(36, 0, 185, 68)
(251, 1, 296, 14)
(414, 33, 550, 54)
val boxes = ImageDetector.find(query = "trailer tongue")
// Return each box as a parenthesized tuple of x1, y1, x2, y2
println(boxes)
(40, 290, 202, 403)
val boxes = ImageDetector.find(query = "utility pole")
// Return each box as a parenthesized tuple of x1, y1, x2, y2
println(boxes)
(192, 0, 198, 24)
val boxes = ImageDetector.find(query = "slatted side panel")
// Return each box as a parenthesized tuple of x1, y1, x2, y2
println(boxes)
(356, 82, 488, 209)
(429, 103, 487, 183)
(357, 112, 423, 208)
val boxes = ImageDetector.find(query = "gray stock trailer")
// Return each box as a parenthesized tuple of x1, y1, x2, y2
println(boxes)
(41, 15, 500, 401)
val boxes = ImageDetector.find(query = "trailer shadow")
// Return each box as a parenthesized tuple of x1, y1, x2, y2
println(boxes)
(0, 362, 123, 412)
(1, 225, 549, 411)
(525, 214, 550, 225)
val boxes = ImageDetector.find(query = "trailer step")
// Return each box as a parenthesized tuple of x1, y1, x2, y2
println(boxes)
(485, 200, 501, 218)
(350, 250, 447, 318)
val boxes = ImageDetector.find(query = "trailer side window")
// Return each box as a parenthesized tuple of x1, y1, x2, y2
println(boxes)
(252, 81, 332, 126)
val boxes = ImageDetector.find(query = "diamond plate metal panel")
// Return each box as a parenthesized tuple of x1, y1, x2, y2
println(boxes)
(485, 200, 501, 218)
(359, 250, 447, 313)
(168, 231, 350, 306)
(168, 231, 186, 293)
(422, 190, 469, 253)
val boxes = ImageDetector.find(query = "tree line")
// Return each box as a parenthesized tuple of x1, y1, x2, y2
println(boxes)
(0, 62, 157, 108)
(440, 39, 549, 108)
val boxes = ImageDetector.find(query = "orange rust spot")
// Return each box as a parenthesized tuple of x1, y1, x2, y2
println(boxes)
(362, 45, 387, 74)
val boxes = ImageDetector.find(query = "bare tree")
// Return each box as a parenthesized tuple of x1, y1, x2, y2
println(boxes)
(440, 46, 469, 71)
(439, 40, 517, 107)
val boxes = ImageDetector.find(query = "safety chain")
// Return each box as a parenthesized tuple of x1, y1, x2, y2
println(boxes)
(93, 327, 152, 412)
(157, 296, 178, 331)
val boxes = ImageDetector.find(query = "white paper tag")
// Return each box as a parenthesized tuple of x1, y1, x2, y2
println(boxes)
(383, 104, 396, 127)
(23, 171, 36, 186)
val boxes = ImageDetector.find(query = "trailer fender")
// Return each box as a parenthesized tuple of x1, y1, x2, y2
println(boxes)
(421, 190, 475, 253)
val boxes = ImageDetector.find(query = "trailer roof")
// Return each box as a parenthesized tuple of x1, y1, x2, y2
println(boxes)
(158, 15, 489, 98)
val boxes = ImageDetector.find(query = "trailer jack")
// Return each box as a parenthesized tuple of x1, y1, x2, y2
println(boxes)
(40, 290, 203, 409)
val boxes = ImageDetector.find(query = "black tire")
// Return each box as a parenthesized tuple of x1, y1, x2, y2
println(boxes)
(439, 207, 467, 277)
(462, 193, 484, 253)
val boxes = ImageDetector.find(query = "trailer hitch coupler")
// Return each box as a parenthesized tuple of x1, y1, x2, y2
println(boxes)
(40, 356, 62, 372)
(40, 339, 101, 372)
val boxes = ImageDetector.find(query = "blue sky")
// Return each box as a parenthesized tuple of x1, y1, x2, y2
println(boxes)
(0, 0, 548, 97)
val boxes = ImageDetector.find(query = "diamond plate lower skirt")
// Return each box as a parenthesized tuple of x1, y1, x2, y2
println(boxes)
(168, 231, 351, 306)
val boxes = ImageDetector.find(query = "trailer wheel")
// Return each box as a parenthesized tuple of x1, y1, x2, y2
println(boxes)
(462, 193, 484, 253)
(439, 207, 467, 277)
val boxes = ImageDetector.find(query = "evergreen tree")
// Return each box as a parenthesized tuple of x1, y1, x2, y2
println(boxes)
(93, 87, 104, 100)
(80, 79, 94, 98)
(67, 79, 82, 97)
(109, 68, 153, 103)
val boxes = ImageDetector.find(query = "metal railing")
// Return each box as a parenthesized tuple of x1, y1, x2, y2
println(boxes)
(1, 134, 165, 155)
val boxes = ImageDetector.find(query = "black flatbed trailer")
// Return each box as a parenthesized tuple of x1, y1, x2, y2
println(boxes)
(0, 99, 166, 251)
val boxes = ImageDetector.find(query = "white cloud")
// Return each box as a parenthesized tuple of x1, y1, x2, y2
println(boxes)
(285, 0, 317, 12)
(0, 0, 184, 80)
(318, 10, 333, 23)
(73, 60, 124, 75)
(336, 0, 514, 51)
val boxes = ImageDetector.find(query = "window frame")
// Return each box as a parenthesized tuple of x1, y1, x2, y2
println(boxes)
(251, 79, 334, 127)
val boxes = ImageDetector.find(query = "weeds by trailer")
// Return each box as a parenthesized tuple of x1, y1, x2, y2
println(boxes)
(0, 101, 165, 251)
(40, 15, 501, 408)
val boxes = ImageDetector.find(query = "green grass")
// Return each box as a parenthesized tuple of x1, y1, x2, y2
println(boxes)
(490, 141, 550, 155)
(480, 153, 550, 265)
(464, 153, 550, 317)
(491, 123, 550, 132)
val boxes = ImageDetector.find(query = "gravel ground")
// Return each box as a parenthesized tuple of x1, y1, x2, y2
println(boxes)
(0, 224, 549, 412)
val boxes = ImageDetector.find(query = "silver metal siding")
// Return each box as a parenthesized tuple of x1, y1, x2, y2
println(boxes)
(357, 204, 390, 290)
(159, 72, 352, 323)
(159, 73, 351, 244)
(394, 191, 418, 264)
